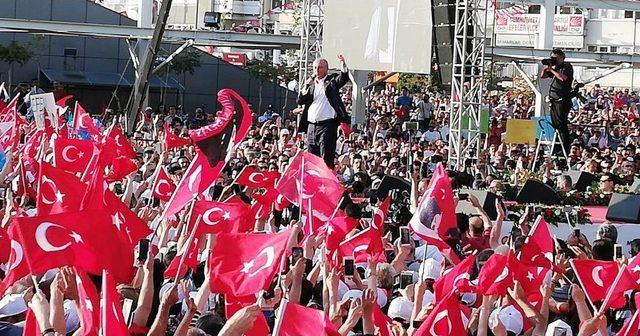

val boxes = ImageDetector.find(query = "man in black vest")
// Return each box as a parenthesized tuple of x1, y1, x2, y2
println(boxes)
(541, 48, 574, 152)
(297, 55, 351, 169)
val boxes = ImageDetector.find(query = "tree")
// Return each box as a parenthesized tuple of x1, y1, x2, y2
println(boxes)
(246, 58, 298, 113)
(0, 41, 34, 91)
(396, 73, 440, 92)
(157, 47, 202, 75)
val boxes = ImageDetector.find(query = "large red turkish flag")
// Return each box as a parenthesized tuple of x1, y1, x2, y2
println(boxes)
(519, 216, 554, 270)
(37, 162, 86, 215)
(337, 228, 385, 263)
(164, 236, 201, 279)
(415, 291, 467, 336)
(324, 216, 359, 252)
(53, 137, 95, 175)
(151, 166, 176, 202)
(235, 165, 281, 188)
(276, 152, 343, 221)
(275, 301, 340, 336)
(477, 253, 512, 295)
(99, 270, 130, 336)
(106, 124, 136, 159)
(433, 254, 476, 301)
(75, 269, 100, 336)
(209, 230, 292, 297)
(191, 199, 254, 237)
(570, 259, 620, 303)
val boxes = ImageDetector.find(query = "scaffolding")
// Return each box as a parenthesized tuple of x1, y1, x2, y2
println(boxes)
(447, 0, 489, 170)
(297, 0, 324, 88)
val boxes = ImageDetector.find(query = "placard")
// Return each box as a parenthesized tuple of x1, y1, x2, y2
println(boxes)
(29, 92, 57, 130)
(505, 119, 536, 144)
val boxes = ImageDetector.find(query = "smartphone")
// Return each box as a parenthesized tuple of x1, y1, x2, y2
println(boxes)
(553, 327, 568, 336)
(400, 226, 411, 245)
(344, 257, 355, 277)
(400, 271, 413, 289)
(138, 239, 150, 261)
(385, 249, 396, 263)
(458, 193, 469, 201)
(122, 298, 134, 325)
(291, 247, 303, 262)
(574, 228, 580, 238)
(615, 244, 623, 259)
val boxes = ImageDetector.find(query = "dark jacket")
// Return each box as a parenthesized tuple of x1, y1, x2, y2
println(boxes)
(296, 71, 350, 133)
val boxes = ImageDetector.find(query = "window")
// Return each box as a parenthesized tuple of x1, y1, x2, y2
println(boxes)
(610, 46, 618, 53)
(588, 46, 597, 52)
(599, 46, 608, 52)
(528, 5, 540, 14)
(625, 11, 634, 18)
(560, 7, 572, 14)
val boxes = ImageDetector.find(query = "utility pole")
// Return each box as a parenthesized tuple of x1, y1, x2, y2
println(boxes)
(127, 0, 173, 134)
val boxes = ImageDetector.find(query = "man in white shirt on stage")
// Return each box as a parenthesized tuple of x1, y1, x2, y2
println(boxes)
(297, 55, 352, 169)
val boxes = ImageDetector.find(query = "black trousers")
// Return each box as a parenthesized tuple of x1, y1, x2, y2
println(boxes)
(307, 119, 337, 169)
(549, 98, 572, 152)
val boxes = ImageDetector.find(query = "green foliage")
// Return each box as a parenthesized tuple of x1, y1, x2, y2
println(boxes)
(159, 47, 202, 75)
(396, 73, 440, 92)
(0, 40, 34, 66)
(246, 58, 298, 84)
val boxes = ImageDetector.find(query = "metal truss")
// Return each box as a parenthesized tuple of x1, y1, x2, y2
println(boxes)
(298, 0, 324, 88)
(447, 0, 489, 171)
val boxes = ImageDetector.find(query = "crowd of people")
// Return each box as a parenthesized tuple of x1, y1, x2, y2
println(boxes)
(0, 53, 640, 336)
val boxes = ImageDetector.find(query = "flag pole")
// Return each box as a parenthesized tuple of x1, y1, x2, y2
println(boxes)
(328, 195, 344, 221)
(568, 259, 598, 313)
(173, 213, 202, 284)
(298, 155, 305, 221)
(597, 265, 626, 316)
(271, 298, 288, 336)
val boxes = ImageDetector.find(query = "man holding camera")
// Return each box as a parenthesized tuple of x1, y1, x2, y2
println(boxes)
(540, 48, 574, 152)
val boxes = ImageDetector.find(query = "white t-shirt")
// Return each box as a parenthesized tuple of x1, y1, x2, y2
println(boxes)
(421, 130, 441, 143)
(307, 79, 337, 123)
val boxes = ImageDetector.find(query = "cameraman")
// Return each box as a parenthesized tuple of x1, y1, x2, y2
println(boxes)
(540, 48, 574, 152)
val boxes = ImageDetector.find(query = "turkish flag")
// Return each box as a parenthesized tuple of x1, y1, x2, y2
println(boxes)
(100, 270, 130, 336)
(192, 199, 254, 237)
(626, 256, 640, 288)
(105, 156, 138, 182)
(188, 89, 252, 167)
(372, 303, 394, 336)
(76, 269, 100, 336)
(0, 226, 10, 264)
(151, 166, 176, 202)
(81, 165, 152, 247)
(17, 160, 37, 200)
(519, 216, 554, 270)
(508, 252, 549, 296)
(433, 254, 476, 301)
(224, 295, 270, 336)
(53, 137, 95, 174)
(276, 152, 344, 221)
(372, 197, 390, 235)
(21, 130, 45, 161)
(0, 210, 135, 294)
(415, 291, 467, 336)
(600, 267, 637, 312)
(408, 163, 459, 262)
(274, 192, 291, 211)
(106, 124, 136, 159)
(163, 123, 191, 150)
(161, 153, 222, 220)
(236, 165, 281, 188)
(337, 228, 385, 263)
(276, 301, 340, 336)
(56, 95, 74, 108)
(209, 230, 292, 297)
(23, 309, 41, 336)
(617, 309, 640, 336)
(73, 103, 101, 135)
(570, 259, 620, 303)
(164, 236, 201, 279)
(477, 253, 512, 295)
(37, 162, 86, 215)
(324, 216, 359, 252)
(251, 187, 280, 220)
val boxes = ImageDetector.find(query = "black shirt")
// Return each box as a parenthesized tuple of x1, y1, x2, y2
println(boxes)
(548, 61, 574, 100)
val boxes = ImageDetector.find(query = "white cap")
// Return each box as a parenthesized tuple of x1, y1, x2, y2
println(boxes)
(545, 320, 573, 336)
(341, 289, 387, 307)
(414, 245, 444, 264)
(489, 305, 523, 335)
(422, 290, 435, 307)
(387, 296, 414, 322)
(419, 258, 442, 281)
(0, 294, 27, 318)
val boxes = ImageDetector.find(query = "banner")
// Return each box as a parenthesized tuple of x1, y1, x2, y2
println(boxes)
(30, 93, 57, 130)
(494, 14, 584, 35)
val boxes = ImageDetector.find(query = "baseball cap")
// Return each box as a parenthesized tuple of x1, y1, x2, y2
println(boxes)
(0, 294, 28, 318)
(545, 320, 573, 336)
(387, 297, 414, 322)
(419, 258, 442, 281)
(488, 305, 523, 335)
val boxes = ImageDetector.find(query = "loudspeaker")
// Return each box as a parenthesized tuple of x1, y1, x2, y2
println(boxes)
(204, 12, 221, 27)
(455, 189, 499, 220)
(433, 6, 456, 27)
(606, 193, 640, 224)
(374, 175, 411, 200)
(516, 179, 560, 205)
(565, 170, 596, 192)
